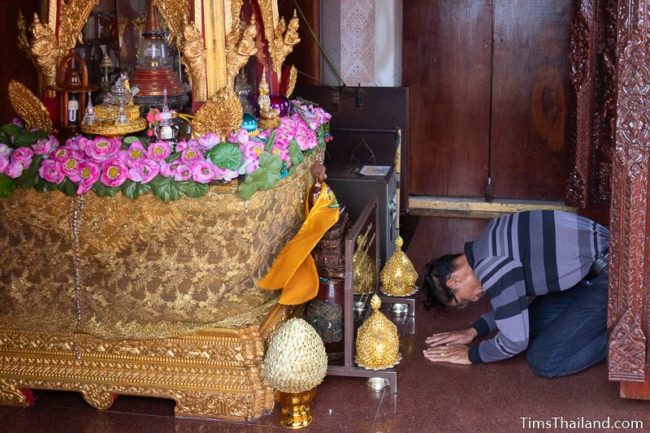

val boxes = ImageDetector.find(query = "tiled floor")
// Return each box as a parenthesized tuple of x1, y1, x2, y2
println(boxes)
(1, 216, 650, 433)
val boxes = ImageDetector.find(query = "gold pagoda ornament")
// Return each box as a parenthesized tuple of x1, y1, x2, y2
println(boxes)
(355, 295, 401, 370)
(380, 236, 418, 297)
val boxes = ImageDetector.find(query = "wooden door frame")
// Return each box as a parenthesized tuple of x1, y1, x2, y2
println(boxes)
(607, 0, 650, 397)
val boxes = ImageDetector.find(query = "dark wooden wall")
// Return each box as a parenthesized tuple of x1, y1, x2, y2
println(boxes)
(404, 0, 574, 201)
(0, 0, 40, 123)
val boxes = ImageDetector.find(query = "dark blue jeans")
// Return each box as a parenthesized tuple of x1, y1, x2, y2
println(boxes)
(526, 271, 608, 378)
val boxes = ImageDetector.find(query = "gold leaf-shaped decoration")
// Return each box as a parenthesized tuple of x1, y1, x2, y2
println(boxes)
(192, 87, 243, 137)
(380, 236, 418, 297)
(355, 295, 401, 370)
(284, 65, 298, 98)
(8, 80, 53, 133)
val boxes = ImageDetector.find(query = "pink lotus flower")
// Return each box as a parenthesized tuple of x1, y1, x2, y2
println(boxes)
(4, 161, 23, 178)
(32, 135, 59, 156)
(11, 147, 33, 168)
(66, 136, 84, 151)
(75, 162, 101, 194)
(85, 137, 121, 161)
(181, 147, 204, 163)
(213, 166, 239, 182)
(147, 141, 171, 161)
(159, 161, 179, 177)
(197, 133, 220, 151)
(61, 156, 83, 182)
(51, 147, 72, 162)
(0, 154, 9, 173)
(173, 163, 193, 181)
(128, 159, 159, 184)
(125, 141, 147, 167)
(100, 158, 128, 187)
(11, 117, 24, 128)
(0, 144, 11, 156)
(38, 159, 64, 184)
(192, 161, 215, 183)
(227, 129, 249, 145)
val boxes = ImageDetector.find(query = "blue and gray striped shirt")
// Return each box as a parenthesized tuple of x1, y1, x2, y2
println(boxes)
(466, 210, 609, 363)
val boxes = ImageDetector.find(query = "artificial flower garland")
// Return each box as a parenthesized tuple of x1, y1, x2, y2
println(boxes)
(0, 100, 331, 201)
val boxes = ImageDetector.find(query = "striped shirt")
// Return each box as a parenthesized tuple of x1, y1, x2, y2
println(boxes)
(466, 210, 609, 363)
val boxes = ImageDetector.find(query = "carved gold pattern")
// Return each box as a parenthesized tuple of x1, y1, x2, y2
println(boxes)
(270, 10, 300, 77)
(0, 162, 312, 339)
(16, 10, 32, 62)
(80, 118, 147, 136)
(257, 0, 278, 59)
(0, 305, 295, 420)
(8, 80, 53, 133)
(192, 87, 243, 137)
(152, 0, 190, 46)
(229, 0, 244, 33)
(180, 20, 208, 101)
(608, 0, 650, 383)
(225, 15, 258, 90)
(58, 0, 99, 52)
(29, 13, 61, 92)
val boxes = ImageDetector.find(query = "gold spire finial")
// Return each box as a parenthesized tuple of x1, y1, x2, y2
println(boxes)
(355, 295, 401, 370)
(380, 236, 418, 297)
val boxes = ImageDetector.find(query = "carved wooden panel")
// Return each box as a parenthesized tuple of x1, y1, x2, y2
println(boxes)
(608, 0, 650, 383)
(566, 0, 617, 213)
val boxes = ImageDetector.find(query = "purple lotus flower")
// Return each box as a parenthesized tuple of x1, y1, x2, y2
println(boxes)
(38, 159, 64, 184)
(85, 137, 121, 161)
(197, 133, 220, 151)
(192, 161, 215, 183)
(4, 161, 23, 178)
(11, 147, 33, 168)
(147, 141, 171, 161)
(0, 154, 9, 173)
(128, 159, 159, 184)
(100, 158, 128, 187)
(32, 135, 59, 156)
(173, 163, 193, 181)
(76, 161, 101, 194)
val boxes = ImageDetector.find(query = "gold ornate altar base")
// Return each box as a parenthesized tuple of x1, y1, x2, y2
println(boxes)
(0, 304, 297, 420)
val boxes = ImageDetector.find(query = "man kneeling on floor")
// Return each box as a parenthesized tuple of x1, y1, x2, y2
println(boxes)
(422, 210, 609, 378)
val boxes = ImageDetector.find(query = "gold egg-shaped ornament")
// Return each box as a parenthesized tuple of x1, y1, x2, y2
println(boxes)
(264, 318, 328, 393)
(352, 234, 377, 294)
(355, 295, 402, 370)
(380, 236, 418, 296)
(264, 318, 328, 429)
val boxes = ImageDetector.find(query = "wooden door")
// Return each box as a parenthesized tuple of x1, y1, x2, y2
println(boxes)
(404, 0, 573, 200)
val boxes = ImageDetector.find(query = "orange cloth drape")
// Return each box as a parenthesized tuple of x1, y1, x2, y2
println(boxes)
(258, 182, 340, 304)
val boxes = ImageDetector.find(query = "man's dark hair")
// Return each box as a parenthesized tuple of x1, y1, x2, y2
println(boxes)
(423, 253, 462, 309)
